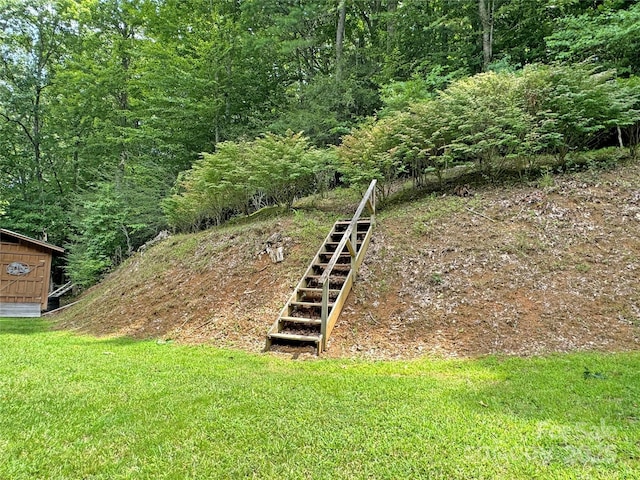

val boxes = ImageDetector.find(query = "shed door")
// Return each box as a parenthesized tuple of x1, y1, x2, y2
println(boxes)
(0, 250, 47, 305)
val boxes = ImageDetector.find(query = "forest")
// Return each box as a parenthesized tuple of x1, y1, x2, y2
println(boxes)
(1, 0, 639, 286)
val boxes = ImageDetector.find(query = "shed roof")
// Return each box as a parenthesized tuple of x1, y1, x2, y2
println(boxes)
(0, 228, 65, 254)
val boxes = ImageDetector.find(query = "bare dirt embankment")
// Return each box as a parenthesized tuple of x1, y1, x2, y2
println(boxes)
(55, 162, 640, 359)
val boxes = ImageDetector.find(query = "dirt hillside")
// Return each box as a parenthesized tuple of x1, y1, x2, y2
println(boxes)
(55, 162, 640, 359)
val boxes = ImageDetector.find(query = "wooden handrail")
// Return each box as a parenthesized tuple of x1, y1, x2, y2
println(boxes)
(319, 179, 376, 348)
(319, 179, 376, 287)
(49, 281, 73, 298)
(267, 179, 377, 353)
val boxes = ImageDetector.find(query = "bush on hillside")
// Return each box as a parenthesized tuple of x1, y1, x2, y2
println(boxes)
(617, 76, 640, 158)
(162, 142, 253, 232)
(163, 132, 334, 232)
(249, 133, 322, 209)
(338, 115, 407, 200)
(436, 72, 533, 174)
(520, 64, 639, 163)
(337, 65, 640, 193)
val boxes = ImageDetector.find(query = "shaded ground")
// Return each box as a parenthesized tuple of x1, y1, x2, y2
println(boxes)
(55, 162, 640, 359)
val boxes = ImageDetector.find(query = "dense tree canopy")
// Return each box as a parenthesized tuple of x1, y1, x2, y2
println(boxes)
(1, 0, 638, 286)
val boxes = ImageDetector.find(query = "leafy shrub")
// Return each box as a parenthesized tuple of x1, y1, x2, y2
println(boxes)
(338, 115, 407, 200)
(520, 64, 639, 163)
(163, 132, 332, 232)
(250, 132, 320, 209)
(395, 101, 453, 187)
(617, 76, 640, 158)
(378, 66, 462, 115)
(435, 72, 533, 174)
(162, 142, 252, 232)
(67, 184, 144, 287)
(337, 64, 640, 193)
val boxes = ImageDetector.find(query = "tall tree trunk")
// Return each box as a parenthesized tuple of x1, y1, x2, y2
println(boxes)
(33, 86, 43, 185)
(336, 0, 347, 80)
(479, 0, 494, 71)
(387, 0, 397, 54)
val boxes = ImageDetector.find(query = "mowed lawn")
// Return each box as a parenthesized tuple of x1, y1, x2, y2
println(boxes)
(0, 318, 638, 479)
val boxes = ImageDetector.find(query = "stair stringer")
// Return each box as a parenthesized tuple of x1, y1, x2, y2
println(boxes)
(320, 220, 374, 351)
(265, 218, 374, 354)
(265, 222, 341, 351)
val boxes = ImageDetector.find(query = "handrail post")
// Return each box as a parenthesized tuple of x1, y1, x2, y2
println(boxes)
(351, 221, 358, 282)
(320, 279, 329, 349)
(371, 184, 376, 225)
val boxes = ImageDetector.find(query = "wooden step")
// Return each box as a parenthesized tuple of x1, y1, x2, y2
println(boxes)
(334, 225, 371, 233)
(330, 236, 366, 244)
(290, 301, 334, 309)
(318, 254, 352, 264)
(279, 316, 322, 326)
(314, 263, 351, 270)
(319, 251, 351, 258)
(325, 241, 362, 247)
(305, 274, 347, 282)
(324, 245, 361, 254)
(331, 230, 367, 236)
(335, 220, 371, 227)
(315, 255, 353, 262)
(268, 332, 321, 343)
(298, 288, 341, 295)
(297, 288, 341, 301)
(311, 264, 350, 272)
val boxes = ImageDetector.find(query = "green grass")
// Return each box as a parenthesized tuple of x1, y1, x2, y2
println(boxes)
(1, 318, 638, 479)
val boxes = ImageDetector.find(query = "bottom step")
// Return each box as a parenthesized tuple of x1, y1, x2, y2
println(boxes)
(268, 332, 322, 344)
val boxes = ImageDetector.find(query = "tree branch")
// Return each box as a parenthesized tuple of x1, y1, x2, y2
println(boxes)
(0, 111, 36, 147)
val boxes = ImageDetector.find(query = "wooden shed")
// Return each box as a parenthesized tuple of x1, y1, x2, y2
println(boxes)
(0, 228, 65, 317)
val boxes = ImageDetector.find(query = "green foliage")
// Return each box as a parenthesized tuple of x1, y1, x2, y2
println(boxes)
(337, 65, 640, 193)
(389, 0, 480, 78)
(269, 74, 381, 147)
(337, 115, 406, 200)
(67, 185, 128, 287)
(617, 76, 640, 158)
(0, 0, 75, 245)
(67, 178, 168, 287)
(163, 132, 333, 232)
(250, 133, 320, 209)
(546, 2, 640, 75)
(379, 67, 462, 115)
(521, 64, 640, 162)
(164, 142, 253, 232)
(437, 72, 534, 174)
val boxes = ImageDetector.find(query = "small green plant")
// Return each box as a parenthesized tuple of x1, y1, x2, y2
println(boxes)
(411, 196, 466, 236)
(291, 210, 336, 251)
(583, 367, 607, 380)
(575, 263, 591, 273)
(504, 232, 545, 255)
(412, 221, 430, 236)
(538, 167, 555, 188)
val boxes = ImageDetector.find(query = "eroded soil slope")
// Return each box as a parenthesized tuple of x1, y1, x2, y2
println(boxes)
(56, 163, 640, 358)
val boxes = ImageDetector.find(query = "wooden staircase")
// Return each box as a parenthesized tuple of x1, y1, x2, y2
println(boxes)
(266, 180, 376, 354)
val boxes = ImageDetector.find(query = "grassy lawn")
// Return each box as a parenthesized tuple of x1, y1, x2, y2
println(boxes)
(0, 318, 638, 479)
